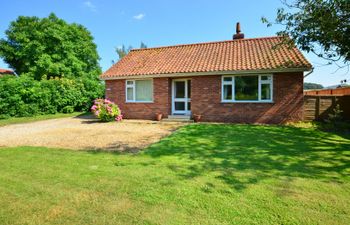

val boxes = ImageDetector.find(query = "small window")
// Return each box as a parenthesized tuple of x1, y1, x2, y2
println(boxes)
(223, 84, 233, 100)
(261, 83, 271, 100)
(261, 76, 271, 81)
(126, 79, 153, 102)
(126, 87, 134, 101)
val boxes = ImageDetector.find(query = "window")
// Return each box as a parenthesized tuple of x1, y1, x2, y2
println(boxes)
(126, 79, 153, 102)
(222, 75, 273, 102)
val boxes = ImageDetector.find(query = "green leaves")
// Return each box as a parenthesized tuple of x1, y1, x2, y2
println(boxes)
(0, 75, 104, 117)
(0, 13, 101, 80)
(263, 0, 350, 66)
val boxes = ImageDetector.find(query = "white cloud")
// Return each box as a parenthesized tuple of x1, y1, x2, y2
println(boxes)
(133, 13, 145, 20)
(84, 1, 97, 12)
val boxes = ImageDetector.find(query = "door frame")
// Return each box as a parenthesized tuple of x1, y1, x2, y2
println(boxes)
(172, 79, 191, 115)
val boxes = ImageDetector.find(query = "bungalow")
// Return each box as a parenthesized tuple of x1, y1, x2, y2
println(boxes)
(101, 24, 312, 123)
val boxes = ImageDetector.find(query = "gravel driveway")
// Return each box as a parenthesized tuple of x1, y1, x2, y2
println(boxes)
(0, 115, 182, 151)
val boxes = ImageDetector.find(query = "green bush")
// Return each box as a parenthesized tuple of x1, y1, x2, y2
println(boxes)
(62, 106, 75, 114)
(0, 75, 104, 118)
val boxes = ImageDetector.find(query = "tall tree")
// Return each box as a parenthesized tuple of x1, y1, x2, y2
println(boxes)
(0, 13, 101, 80)
(262, 0, 350, 69)
(114, 42, 147, 62)
(115, 45, 133, 61)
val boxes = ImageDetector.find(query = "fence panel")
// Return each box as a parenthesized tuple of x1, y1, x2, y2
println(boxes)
(304, 95, 349, 121)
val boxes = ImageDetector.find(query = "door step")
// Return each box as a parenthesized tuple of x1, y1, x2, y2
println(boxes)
(168, 115, 191, 119)
(162, 115, 193, 122)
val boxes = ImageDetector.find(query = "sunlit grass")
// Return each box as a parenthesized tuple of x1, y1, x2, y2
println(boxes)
(0, 124, 349, 224)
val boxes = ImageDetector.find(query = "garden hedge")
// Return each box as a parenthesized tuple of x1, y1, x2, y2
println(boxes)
(0, 75, 104, 118)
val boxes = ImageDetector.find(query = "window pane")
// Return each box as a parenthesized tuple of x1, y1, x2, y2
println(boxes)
(187, 80, 191, 98)
(175, 102, 185, 111)
(261, 83, 271, 100)
(127, 87, 134, 101)
(127, 80, 134, 85)
(223, 77, 232, 82)
(187, 102, 191, 110)
(235, 76, 258, 100)
(261, 75, 272, 82)
(175, 81, 185, 98)
(135, 80, 153, 101)
(223, 84, 232, 100)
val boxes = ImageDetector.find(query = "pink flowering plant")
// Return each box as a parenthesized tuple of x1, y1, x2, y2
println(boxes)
(91, 99, 123, 122)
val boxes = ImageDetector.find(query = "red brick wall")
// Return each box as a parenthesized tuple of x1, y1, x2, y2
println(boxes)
(191, 72, 304, 123)
(105, 72, 304, 124)
(105, 78, 171, 120)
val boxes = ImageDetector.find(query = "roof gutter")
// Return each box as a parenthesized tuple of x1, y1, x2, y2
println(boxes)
(303, 67, 314, 78)
(100, 67, 312, 80)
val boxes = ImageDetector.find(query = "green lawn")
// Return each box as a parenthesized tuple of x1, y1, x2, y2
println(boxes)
(0, 112, 84, 127)
(0, 124, 349, 224)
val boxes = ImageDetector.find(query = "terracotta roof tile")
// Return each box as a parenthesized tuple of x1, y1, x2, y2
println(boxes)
(101, 36, 312, 79)
(0, 68, 14, 74)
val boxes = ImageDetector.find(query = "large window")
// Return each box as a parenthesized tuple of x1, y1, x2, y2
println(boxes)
(126, 79, 153, 102)
(222, 75, 273, 102)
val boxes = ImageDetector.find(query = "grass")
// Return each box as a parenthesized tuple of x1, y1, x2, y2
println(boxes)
(0, 112, 84, 127)
(0, 124, 349, 224)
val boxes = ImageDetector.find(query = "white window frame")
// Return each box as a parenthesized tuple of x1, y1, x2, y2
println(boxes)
(125, 79, 154, 103)
(221, 74, 273, 103)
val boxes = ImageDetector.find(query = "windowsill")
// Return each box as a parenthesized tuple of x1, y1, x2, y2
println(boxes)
(125, 101, 154, 103)
(221, 100, 274, 104)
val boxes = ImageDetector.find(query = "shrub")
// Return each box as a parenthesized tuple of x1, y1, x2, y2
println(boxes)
(325, 104, 343, 124)
(62, 106, 75, 114)
(0, 75, 104, 118)
(91, 99, 122, 122)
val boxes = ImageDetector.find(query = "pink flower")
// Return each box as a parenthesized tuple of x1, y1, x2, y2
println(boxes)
(91, 105, 97, 111)
(115, 114, 123, 122)
(104, 99, 113, 105)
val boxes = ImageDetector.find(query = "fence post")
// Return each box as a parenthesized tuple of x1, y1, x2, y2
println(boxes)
(315, 96, 320, 119)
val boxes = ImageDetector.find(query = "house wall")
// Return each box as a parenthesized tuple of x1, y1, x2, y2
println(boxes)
(191, 72, 304, 123)
(105, 72, 304, 124)
(105, 77, 171, 120)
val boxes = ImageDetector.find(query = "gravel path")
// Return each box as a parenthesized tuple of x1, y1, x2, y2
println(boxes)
(0, 115, 183, 152)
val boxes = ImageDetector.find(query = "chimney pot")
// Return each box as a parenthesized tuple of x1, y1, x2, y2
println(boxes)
(236, 22, 241, 34)
(233, 22, 244, 40)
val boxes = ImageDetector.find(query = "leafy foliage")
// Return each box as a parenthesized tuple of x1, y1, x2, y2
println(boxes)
(0, 14, 104, 118)
(262, 0, 350, 67)
(0, 75, 104, 118)
(0, 13, 101, 80)
(114, 42, 147, 62)
(115, 45, 133, 61)
(91, 99, 122, 122)
(304, 82, 324, 89)
(325, 104, 343, 124)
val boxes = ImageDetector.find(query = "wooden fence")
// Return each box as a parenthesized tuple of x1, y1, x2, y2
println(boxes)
(304, 95, 350, 121)
(305, 87, 350, 96)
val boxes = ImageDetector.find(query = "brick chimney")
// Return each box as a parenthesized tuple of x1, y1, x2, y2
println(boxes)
(233, 22, 244, 40)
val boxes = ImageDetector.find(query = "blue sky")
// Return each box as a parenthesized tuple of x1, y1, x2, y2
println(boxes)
(0, 0, 348, 86)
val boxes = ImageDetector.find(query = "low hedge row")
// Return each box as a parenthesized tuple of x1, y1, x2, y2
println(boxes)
(0, 75, 104, 118)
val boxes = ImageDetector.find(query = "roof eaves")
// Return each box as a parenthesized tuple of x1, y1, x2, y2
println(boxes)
(100, 67, 311, 80)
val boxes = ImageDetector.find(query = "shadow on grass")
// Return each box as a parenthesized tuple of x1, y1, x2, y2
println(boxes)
(144, 124, 350, 190)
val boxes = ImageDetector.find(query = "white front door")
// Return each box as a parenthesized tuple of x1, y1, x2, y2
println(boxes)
(172, 79, 191, 115)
